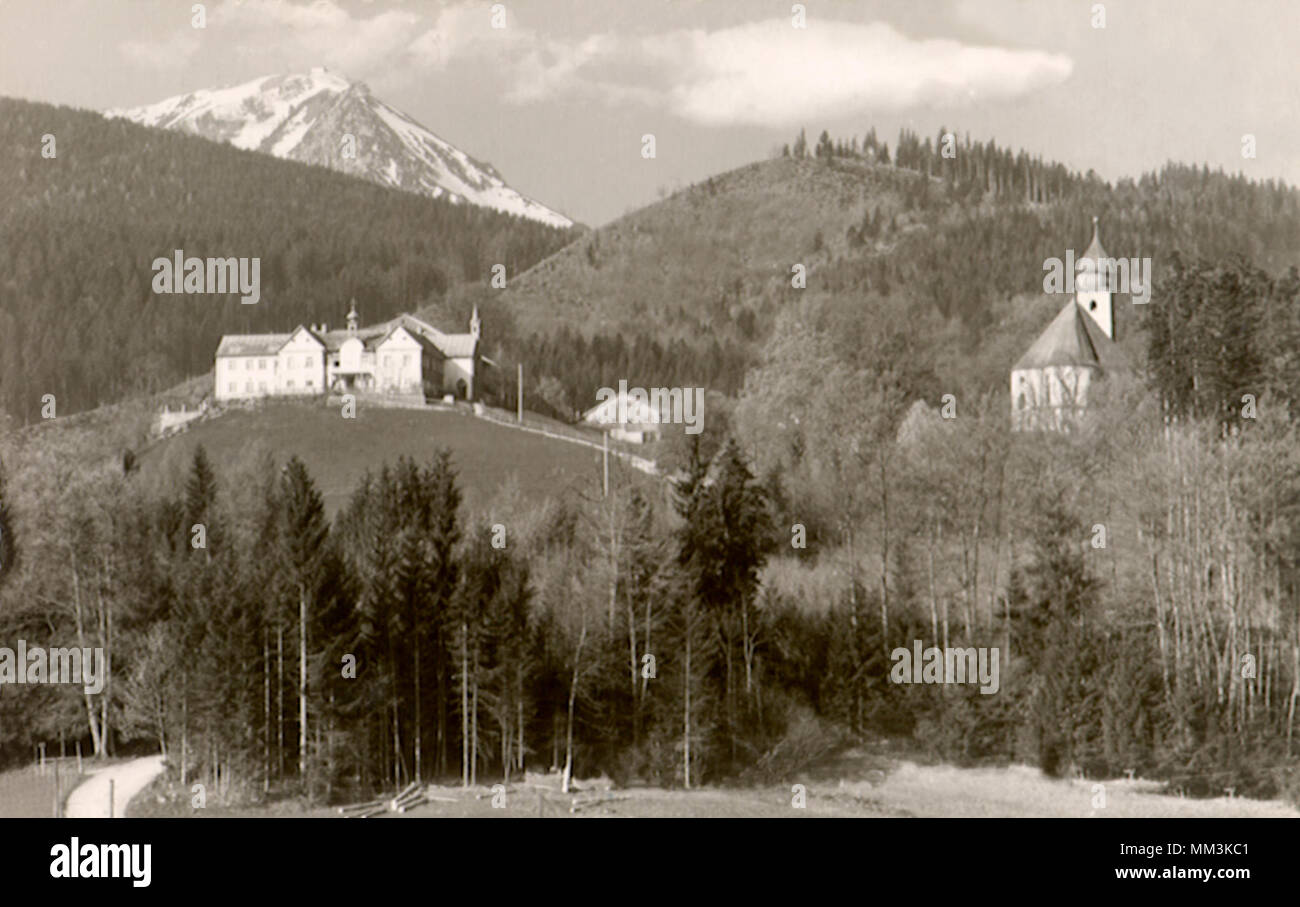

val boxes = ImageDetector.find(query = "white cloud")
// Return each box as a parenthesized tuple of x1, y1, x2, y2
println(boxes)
(659, 20, 1074, 126)
(421, 7, 1074, 126)
(408, 3, 524, 69)
(119, 0, 419, 77)
(118, 2, 1073, 127)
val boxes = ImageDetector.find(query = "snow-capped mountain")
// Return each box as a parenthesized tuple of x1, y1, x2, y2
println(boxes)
(106, 68, 573, 229)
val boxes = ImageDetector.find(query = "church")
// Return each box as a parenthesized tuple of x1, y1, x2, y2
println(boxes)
(1011, 217, 1131, 430)
(215, 302, 480, 404)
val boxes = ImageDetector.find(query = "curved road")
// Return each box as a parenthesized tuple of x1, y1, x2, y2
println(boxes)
(65, 755, 166, 818)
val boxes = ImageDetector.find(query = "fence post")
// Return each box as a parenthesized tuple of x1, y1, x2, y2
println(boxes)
(76, 740, 82, 775)
(38, 743, 46, 776)
(109, 779, 115, 818)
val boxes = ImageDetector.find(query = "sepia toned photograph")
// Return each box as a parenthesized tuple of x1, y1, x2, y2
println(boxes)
(1, 0, 1297, 890)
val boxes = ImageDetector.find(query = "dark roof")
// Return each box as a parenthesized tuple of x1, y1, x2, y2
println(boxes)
(1013, 300, 1130, 372)
(389, 314, 477, 358)
(215, 334, 290, 357)
(219, 312, 476, 360)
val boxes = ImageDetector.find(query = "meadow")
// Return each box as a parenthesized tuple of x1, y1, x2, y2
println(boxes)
(138, 402, 609, 515)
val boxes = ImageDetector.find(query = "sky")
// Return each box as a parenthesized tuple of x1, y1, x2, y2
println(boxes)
(1, 0, 1297, 226)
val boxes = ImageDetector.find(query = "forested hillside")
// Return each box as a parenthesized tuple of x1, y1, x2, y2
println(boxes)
(6, 113, 1300, 804)
(492, 127, 1300, 423)
(0, 97, 573, 424)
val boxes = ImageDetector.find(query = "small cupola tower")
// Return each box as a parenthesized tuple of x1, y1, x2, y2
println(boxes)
(346, 299, 359, 334)
(1076, 216, 1114, 340)
(470, 304, 481, 339)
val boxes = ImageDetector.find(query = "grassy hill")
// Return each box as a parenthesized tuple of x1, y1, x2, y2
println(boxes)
(137, 402, 608, 516)
(504, 155, 920, 342)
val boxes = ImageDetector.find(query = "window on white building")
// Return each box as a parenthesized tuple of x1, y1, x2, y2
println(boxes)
(287, 380, 295, 388)
(383, 355, 391, 367)
(403, 354, 410, 367)
(259, 359, 266, 370)
(245, 381, 253, 393)
(229, 383, 236, 393)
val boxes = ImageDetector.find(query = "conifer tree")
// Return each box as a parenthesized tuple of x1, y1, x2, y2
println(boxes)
(276, 456, 329, 784)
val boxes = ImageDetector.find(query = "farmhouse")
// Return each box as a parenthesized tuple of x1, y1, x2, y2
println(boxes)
(582, 389, 665, 444)
(1011, 217, 1131, 430)
(581, 382, 705, 443)
(215, 301, 479, 404)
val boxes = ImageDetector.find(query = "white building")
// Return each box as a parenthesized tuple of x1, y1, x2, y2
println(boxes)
(582, 390, 668, 444)
(1011, 217, 1130, 431)
(215, 301, 480, 404)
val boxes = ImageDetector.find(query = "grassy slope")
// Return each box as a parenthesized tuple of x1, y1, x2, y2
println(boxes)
(126, 750, 1300, 818)
(0, 763, 87, 818)
(137, 403, 606, 516)
(503, 156, 920, 340)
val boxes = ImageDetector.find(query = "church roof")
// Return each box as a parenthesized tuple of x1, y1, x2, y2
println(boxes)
(1013, 300, 1130, 372)
(386, 313, 477, 358)
(431, 332, 478, 359)
(1081, 215, 1107, 261)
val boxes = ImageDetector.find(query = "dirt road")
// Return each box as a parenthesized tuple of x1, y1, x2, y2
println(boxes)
(65, 755, 166, 818)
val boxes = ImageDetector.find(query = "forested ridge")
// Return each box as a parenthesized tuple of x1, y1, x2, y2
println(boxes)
(0, 97, 573, 424)
(489, 126, 1300, 425)
(5, 115, 1300, 808)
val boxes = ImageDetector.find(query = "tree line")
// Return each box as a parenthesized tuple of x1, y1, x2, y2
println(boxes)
(0, 421, 832, 798)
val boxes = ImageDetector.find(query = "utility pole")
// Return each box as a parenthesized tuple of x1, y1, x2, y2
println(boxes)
(517, 364, 523, 424)
(603, 430, 609, 498)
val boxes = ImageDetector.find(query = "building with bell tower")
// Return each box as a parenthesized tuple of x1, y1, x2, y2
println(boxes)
(215, 300, 480, 403)
(1010, 216, 1130, 431)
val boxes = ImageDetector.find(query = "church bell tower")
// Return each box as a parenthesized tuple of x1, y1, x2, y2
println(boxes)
(1076, 216, 1114, 340)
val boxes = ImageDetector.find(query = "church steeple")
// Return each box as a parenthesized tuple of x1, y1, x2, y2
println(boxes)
(346, 299, 359, 333)
(1076, 215, 1114, 340)
(470, 304, 481, 339)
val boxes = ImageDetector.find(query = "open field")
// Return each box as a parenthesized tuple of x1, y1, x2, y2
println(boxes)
(376, 766, 1300, 819)
(0, 762, 87, 818)
(138, 402, 608, 515)
(121, 748, 1300, 819)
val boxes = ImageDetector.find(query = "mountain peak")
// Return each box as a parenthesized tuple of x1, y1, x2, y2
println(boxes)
(105, 72, 571, 229)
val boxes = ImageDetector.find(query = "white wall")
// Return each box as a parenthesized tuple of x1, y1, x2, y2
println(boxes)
(376, 329, 423, 394)
(277, 330, 326, 396)
(216, 355, 276, 400)
(443, 356, 475, 399)
(1011, 365, 1094, 430)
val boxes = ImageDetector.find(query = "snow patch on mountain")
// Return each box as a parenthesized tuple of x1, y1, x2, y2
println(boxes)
(106, 68, 573, 229)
